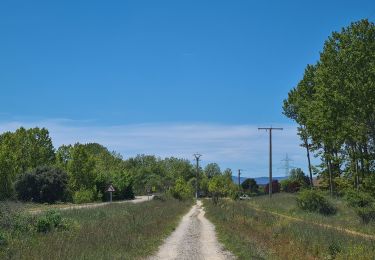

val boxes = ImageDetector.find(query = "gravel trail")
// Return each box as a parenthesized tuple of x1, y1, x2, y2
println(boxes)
(29, 195, 153, 214)
(149, 200, 236, 260)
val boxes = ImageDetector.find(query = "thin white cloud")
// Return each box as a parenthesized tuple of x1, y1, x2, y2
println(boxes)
(0, 120, 318, 178)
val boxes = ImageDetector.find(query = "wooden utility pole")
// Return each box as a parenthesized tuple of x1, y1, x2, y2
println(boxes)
(193, 153, 202, 199)
(238, 169, 243, 189)
(258, 127, 283, 198)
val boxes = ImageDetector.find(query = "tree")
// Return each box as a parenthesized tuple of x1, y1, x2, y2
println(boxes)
(241, 178, 259, 193)
(289, 168, 310, 186)
(67, 144, 96, 193)
(15, 166, 68, 203)
(0, 127, 55, 200)
(283, 19, 375, 195)
(204, 163, 221, 179)
(208, 174, 237, 204)
(169, 177, 193, 200)
(0, 132, 17, 199)
(223, 168, 233, 178)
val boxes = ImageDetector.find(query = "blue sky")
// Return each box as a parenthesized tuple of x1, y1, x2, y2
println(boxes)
(0, 1, 374, 177)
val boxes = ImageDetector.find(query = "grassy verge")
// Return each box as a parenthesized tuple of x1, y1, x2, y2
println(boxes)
(204, 198, 375, 259)
(248, 193, 375, 235)
(0, 198, 192, 259)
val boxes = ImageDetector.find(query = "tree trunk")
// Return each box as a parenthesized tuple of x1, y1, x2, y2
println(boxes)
(304, 138, 313, 188)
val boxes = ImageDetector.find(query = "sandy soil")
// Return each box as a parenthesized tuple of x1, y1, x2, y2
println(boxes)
(149, 200, 236, 260)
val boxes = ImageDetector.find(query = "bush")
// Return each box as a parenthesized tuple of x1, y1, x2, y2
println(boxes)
(73, 188, 95, 204)
(280, 179, 301, 193)
(345, 190, 374, 208)
(36, 210, 63, 233)
(0, 231, 7, 246)
(296, 189, 336, 215)
(356, 206, 375, 224)
(241, 178, 259, 193)
(15, 166, 68, 203)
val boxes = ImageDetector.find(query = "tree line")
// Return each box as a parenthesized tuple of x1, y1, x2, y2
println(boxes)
(0, 127, 237, 203)
(283, 19, 375, 196)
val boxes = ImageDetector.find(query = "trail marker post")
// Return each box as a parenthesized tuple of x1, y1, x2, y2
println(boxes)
(106, 184, 116, 202)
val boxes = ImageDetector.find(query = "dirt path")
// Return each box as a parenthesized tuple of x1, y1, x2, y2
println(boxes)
(149, 200, 236, 260)
(29, 195, 153, 214)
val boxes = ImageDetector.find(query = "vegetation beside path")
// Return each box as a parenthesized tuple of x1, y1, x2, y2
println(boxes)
(204, 195, 375, 260)
(0, 198, 192, 259)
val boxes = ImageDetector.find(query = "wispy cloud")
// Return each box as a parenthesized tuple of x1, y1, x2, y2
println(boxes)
(0, 120, 316, 178)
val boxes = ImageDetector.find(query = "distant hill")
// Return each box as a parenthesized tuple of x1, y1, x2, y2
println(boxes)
(231, 176, 287, 186)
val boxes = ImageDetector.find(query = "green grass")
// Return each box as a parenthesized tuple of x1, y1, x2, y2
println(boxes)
(204, 195, 375, 259)
(0, 199, 192, 259)
(248, 193, 375, 235)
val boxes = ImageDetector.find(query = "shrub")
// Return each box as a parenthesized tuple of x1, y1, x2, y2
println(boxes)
(0, 231, 7, 246)
(289, 168, 310, 187)
(241, 178, 259, 193)
(36, 210, 63, 233)
(73, 188, 95, 204)
(345, 190, 374, 208)
(296, 189, 336, 215)
(280, 179, 301, 193)
(355, 206, 375, 224)
(15, 166, 68, 203)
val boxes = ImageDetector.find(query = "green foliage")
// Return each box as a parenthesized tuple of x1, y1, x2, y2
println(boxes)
(0, 127, 55, 200)
(0, 231, 7, 246)
(204, 198, 375, 259)
(36, 210, 62, 233)
(280, 179, 301, 193)
(168, 177, 193, 200)
(355, 206, 375, 224)
(0, 199, 192, 259)
(296, 189, 336, 215)
(73, 188, 96, 204)
(208, 174, 237, 204)
(204, 163, 221, 179)
(281, 169, 310, 193)
(283, 19, 375, 195)
(345, 190, 374, 208)
(15, 166, 68, 203)
(344, 190, 375, 223)
(289, 168, 310, 186)
(241, 178, 259, 193)
(67, 144, 96, 192)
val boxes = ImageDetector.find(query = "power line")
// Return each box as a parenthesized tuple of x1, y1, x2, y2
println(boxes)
(280, 153, 295, 177)
(258, 127, 283, 198)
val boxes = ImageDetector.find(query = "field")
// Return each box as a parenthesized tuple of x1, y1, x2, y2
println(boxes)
(204, 194, 375, 259)
(0, 198, 192, 259)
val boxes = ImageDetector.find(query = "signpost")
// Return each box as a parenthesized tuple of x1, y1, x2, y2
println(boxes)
(106, 184, 115, 202)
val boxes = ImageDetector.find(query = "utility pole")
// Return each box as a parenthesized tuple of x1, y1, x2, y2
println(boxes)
(193, 153, 202, 199)
(238, 169, 242, 189)
(258, 127, 283, 198)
